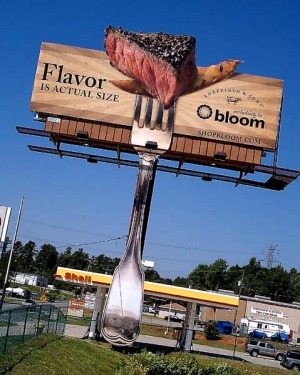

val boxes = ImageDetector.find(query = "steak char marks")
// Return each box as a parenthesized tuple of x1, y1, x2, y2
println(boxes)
(105, 26, 197, 109)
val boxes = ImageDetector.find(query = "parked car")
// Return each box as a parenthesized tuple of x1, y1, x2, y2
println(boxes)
(280, 350, 300, 371)
(22, 299, 37, 305)
(148, 306, 158, 314)
(245, 339, 286, 360)
(249, 329, 267, 339)
(271, 332, 289, 344)
(164, 315, 184, 323)
(194, 320, 206, 328)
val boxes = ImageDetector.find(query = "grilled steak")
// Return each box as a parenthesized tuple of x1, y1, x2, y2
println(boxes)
(104, 26, 198, 109)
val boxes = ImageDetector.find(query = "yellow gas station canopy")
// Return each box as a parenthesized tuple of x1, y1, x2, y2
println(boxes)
(55, 267, 239, 309)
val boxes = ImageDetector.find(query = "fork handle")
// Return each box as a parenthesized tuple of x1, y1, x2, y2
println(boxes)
(126, 153, 157, 258)
(101, 153, 158, 345)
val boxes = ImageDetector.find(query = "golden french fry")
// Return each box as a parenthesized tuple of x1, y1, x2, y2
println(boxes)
(109, 79, 150, 96)
(110, 59, 243, 98)
(191, 59, 244, 92)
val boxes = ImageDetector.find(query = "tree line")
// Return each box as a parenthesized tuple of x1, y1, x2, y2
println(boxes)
(1, 239, 300, 304)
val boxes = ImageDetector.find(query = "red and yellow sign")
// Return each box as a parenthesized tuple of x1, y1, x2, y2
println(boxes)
(67, 298, 85, 317)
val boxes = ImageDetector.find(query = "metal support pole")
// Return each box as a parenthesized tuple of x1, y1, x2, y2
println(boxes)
(184, 302, 197, 352)
(232, 270, 244, 360)
(0, 196, 25, 310)
(0, 242, 4, 261)
(165, 300, 172, 335)
(88, 286, 104, 340)
(97, 287, 107, 337)
(3, 309, 12, 353)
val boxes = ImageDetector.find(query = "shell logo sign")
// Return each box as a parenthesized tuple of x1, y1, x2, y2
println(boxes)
(64, 272, 92, 284)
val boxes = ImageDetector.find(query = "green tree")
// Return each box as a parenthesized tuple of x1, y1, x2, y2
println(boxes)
(173, 276, 189, 288)
(0, 240, 24, 286)
(226, 264, 244, 294)
(144, 268, 161, 282)
(265, 265, 294, 302)
(289, 268, 300, 302)
(242, 257, 266, 296)
(35, 244, 58, 281)
(206, 259, 229, 291)
(188, 264, 210, 290)
(158, 277, 173, 285)
(57, 246, 73, 267)
(92, 254, 120, 274)
(68, 248, 89, 270)
(14, 241, 37, 273)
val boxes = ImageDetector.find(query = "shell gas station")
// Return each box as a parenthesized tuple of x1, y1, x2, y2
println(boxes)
(55, 266, 239, 351)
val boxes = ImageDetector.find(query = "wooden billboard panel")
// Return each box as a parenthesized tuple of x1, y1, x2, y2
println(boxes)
(45, 117, 263, 166)
(31, 43, 283, 151)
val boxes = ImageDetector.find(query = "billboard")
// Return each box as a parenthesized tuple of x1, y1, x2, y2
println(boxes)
(0, 206, 11, 243)
(31, 43, 283, 150)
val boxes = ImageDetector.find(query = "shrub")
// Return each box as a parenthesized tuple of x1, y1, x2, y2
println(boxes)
(116, 351, 262, 375)
(204, 321, 220, 340)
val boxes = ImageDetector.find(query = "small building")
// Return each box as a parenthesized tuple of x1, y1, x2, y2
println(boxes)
(201, 294, 300, 343)
(14, 272, 48, 288)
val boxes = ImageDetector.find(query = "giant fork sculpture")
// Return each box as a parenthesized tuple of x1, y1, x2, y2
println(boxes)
(101, 95, 175, 346)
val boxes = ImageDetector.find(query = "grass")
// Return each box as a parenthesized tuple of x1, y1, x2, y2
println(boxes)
(0, 334, 290, 375)
(65, 309, 92, 326)
(0, 334, 122, 375)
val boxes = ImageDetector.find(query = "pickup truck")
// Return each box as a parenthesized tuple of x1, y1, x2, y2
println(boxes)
(245, 339, 286, 360)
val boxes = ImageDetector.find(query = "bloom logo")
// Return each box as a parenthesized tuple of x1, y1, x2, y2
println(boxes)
(197, 105, 265, 129)
(197, 105, 213, 119)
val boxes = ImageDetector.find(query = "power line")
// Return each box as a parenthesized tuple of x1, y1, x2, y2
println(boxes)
(22, 218, 117, 238)
(54, 235, 127, 249)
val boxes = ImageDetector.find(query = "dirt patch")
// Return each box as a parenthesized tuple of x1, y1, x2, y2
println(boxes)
(194, 332, 246, 349)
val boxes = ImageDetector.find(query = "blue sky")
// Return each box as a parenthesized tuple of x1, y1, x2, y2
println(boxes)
(1, 0, 299, 279)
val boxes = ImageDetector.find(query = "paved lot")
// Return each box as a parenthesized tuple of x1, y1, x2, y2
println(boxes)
(64, 324, 283, 370)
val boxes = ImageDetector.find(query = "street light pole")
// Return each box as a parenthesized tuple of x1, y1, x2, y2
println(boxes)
(0, 196, 25, 310)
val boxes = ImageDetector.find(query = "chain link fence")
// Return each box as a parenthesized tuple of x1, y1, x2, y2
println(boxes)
(0, 304, 66, 355)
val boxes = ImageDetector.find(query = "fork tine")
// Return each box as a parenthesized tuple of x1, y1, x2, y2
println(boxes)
(144, 97, 153, 128)
(166, 103, 175, 133)
(133, 95, 142, 128)
(131, 96, 175, 151)
(155, 103, 164, 130)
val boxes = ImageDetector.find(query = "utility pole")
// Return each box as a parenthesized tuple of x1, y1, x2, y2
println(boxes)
(0, 196, 25, 310)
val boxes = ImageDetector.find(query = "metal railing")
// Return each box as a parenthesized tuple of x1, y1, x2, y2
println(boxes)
(0, 304, 66, 355)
